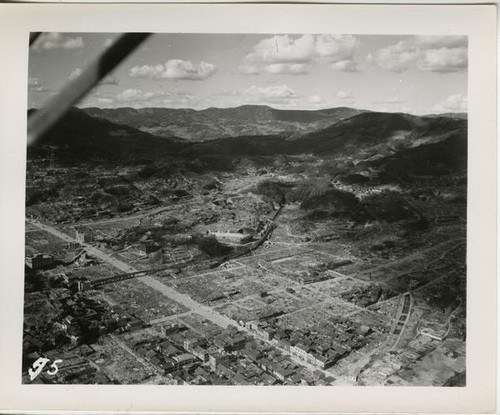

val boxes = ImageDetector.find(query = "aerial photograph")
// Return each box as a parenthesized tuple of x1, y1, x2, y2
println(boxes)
(24, 32, 467, 386)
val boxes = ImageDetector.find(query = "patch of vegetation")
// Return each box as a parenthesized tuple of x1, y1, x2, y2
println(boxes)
(299, 187, 359, 211)
(357, 191, 414, 222)
(195, 235, 233, 257)
(253, 179, 295, 205)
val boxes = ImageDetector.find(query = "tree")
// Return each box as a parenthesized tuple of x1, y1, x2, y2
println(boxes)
(299, 188, 359, 212)
(197, 235, 232, 257)
(359, 191, 412, 222)
(254, 179, 294, 205)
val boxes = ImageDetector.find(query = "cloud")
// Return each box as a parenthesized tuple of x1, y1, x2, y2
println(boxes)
(28, 77, 49, 92)
(314, 35, 359, 63)
(264, 63, 308, 75)
(330, 60, 358, 72)
(97, 97, 113, 105)
(247, 34, 315, 64)
(308, 94, 323, 104)
(369, 36, 467, 73)
(129, 64, 164, 79)
(248, 34, 357, 64)
(129, 59, 217, 80)
(240, 84, 299, 106)
(242, 34, 360, 74)
(336, 89, 354, 99)
(418, 47, 467, 73)
(432, 94, 467, 113)
(35, 33, 85, 50)
(115, 88, 167, 103)
(367, 42, 419, 72)
(163, 60, 217, 80)
(116, 89, 143, 102)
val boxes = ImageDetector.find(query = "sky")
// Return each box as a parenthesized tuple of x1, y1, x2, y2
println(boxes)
(28, 33, 468, 115)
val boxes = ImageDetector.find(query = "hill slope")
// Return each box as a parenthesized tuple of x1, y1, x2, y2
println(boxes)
(28, 108, 467, 180)
(82, 105, 366, 142)
(27, 108, 180, 161)
(187, 112, 466, 158)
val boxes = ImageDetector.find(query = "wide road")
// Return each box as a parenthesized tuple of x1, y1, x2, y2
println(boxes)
(27, 219, 337, 380)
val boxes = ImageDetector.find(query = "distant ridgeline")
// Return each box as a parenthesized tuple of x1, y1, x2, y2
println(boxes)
(26, 106, 467, 179)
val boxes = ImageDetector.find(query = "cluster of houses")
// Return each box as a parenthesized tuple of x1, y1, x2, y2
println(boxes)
(127, 323, 336, 385)
(244, 318, 371, 370)
(23, 292, 143, 356)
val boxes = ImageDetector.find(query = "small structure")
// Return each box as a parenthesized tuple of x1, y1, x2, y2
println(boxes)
(27, 253, 54, 270)
(138, 240, 161, 256)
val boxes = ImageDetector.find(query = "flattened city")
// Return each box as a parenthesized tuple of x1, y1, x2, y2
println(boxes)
(24, 148, 466, 386)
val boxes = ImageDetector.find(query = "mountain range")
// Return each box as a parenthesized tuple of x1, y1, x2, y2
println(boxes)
(83, 105, 366, 142)
(28, 105, 467, 178)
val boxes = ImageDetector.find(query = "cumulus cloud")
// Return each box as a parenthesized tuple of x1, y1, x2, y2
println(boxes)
(330, 60, 358, 72)
(35, 33, 85, 50)
(308, 94, 323, 104)
(369, 36, 467, 73)
(129, 59, 217, 80)
(433, 94, 467, 113)
(418, 47, 467, 73)
(242, 84, 298, 106)
(367, 42, 419, 72)
(248, 34, 357, 64)
(248, 35, 315, 63)
(314, 35, 359, 63)
(242, 34, 360, 74)
(116, 89, 167, 103)
(130, 64, 164, 79)
(97, 97, 113, 105)
(264, 63, 308, 75)
(336, 90, 354, 99)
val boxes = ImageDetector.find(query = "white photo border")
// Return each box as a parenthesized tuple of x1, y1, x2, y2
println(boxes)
(0, 3, 496, 413)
